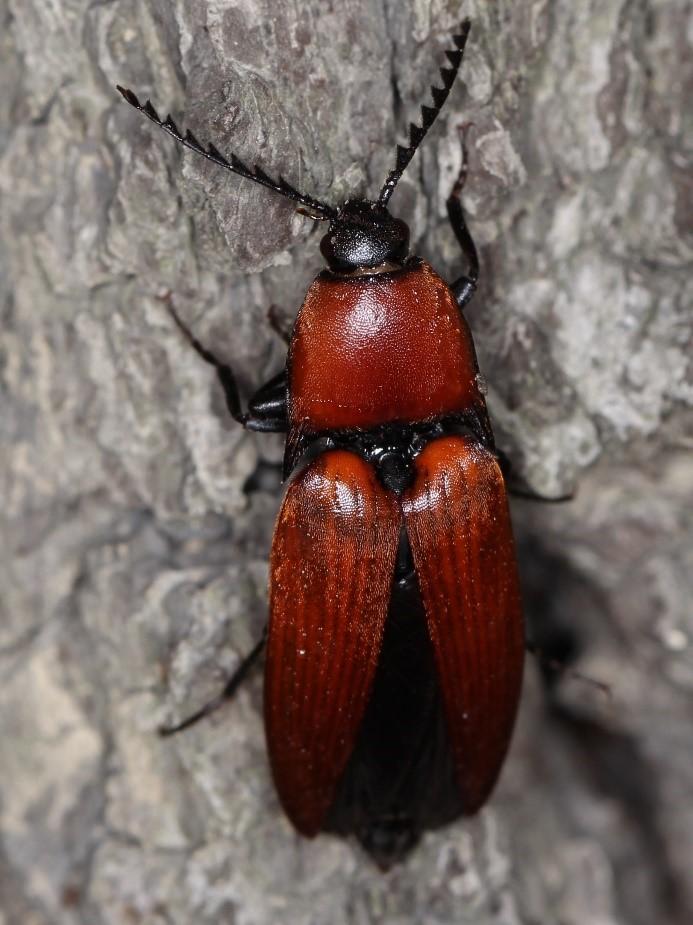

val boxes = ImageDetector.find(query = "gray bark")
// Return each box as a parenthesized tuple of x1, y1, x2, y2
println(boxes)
(1, 0, 692, 923)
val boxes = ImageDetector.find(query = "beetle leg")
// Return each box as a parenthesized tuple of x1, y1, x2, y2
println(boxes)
(526, 641, 611, 698)
(447, 124, 479, 311)
(246, 369, 288, 432)
(267, 304, 294, 344)
(161, 294, 287, 432)
(159, 628, 267, 736)
(509, 486, 574, 503)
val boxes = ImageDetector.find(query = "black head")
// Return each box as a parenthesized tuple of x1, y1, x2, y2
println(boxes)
(320, 200, 410, 273)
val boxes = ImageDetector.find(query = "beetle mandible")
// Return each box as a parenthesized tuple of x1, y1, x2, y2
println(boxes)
(117, 18, 524, 868)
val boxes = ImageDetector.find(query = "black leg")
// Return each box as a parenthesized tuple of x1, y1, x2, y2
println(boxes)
(447, 124, 479, 311)
(525, 640, 611, 699)
(509, 486, 574, 503)
(159, 628, 267, 736)
(267, 304, 293, 345)
(158, 293, 287, 432)
(247, 370, 288, 432)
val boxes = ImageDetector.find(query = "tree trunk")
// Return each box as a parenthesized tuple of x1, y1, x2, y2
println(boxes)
(2, 0, 692, 922)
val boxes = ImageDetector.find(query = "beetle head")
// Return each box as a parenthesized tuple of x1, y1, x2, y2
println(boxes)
(320, 200, 410, 273)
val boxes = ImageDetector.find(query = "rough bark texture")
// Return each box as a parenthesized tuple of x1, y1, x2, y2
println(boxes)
(1, 0, 692, 923)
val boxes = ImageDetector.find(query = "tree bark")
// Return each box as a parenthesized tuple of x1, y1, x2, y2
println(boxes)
(1, 0, 692, 923)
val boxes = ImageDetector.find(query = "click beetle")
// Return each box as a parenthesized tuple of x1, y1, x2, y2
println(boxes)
(117, 18, 524, 867)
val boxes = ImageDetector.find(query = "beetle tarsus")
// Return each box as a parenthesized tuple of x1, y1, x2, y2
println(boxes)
(159, 629, 267, 736)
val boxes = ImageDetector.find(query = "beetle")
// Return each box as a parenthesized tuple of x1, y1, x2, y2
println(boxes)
(117, 18, 524, 867)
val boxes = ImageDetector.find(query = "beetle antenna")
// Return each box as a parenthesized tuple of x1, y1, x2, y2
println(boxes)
(378, 19, 471, 208)
(295, 206, 331, 222)
(116, 86, 338, 220)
